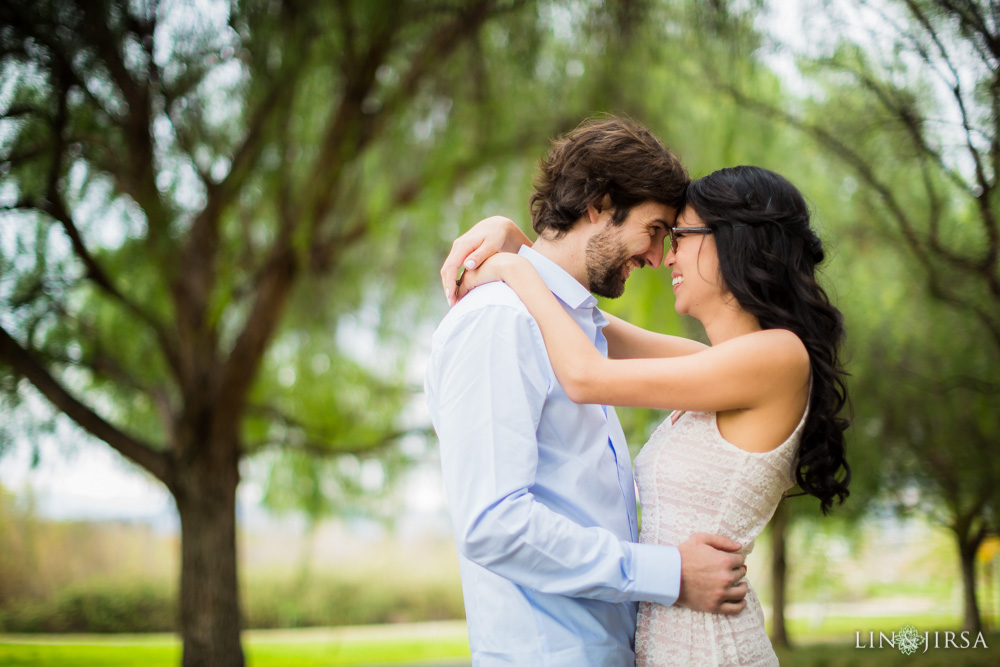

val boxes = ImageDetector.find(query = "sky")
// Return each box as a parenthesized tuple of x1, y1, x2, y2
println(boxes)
(0, 402, 450, 535)
(1, 425, 177, 524)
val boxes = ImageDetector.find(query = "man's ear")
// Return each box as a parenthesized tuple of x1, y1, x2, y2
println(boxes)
(586, 194, 613, 225)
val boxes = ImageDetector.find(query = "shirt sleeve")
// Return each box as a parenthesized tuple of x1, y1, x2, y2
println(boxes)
(426, 300, 680, 606)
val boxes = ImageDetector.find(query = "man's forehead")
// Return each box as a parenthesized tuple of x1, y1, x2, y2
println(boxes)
(644, 206, 677, 228)
(616, 201, 676, 232)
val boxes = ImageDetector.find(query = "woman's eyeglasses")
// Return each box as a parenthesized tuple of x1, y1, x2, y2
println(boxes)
(667, 226, 713, 252)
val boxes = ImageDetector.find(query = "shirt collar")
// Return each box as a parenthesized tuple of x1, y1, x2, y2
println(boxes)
(518, 245, 598, 310)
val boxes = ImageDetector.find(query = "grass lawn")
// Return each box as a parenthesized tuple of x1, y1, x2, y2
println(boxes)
(780, 613, 978, 642)
(0, 622, 472, 667)
(1, 622, 997, 666)
(774, 615, 1000, 665)
(776, 633, 1000, 666)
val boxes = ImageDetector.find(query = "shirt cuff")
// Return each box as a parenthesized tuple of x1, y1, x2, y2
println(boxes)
(628, 542, 681, 606)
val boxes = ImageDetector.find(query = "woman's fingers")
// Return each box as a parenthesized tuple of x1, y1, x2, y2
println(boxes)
(454, 255, 511, 301)
(441, 237, 484, 305)
(455, 266, 488, 301)
(441, 216, 520, 305)
(455, 274, 471, 301)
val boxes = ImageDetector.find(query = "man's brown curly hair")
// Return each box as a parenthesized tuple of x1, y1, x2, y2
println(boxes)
(529, 116, 689, 238)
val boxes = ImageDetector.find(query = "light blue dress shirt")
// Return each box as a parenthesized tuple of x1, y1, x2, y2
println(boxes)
(425, 246, 681, 666)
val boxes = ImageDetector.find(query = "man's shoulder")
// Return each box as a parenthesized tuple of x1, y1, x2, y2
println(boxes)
(433, 283, 532, 342)
(452, 282, 528, 314)
(426, 284, 549, 393)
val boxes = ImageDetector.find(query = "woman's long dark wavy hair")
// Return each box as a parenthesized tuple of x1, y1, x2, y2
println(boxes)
(685, 166, 850, 513)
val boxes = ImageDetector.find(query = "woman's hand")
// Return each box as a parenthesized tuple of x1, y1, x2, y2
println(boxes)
(440, 216, 532, 306)
(455, 253, 530, 301)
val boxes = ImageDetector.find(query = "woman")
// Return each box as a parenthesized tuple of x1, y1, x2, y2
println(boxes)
(446, 166, 850, 665)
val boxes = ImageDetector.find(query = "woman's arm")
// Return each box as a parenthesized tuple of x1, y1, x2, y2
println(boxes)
(441, 216, 532, 305)
(462, 254, 809, 413)
(439, 219, 703, 359)
(603, 313, 707, 359)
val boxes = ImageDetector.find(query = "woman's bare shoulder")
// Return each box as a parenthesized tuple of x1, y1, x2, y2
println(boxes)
(716, 329, 810, 378)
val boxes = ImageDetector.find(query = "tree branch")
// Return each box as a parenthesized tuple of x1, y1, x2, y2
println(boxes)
(924, 269, 1000, 352)
(305, 0, 516, 233)
(31, 292, 174, 411)
(334, 0, 358, 73)
(244, 433, 417, 458)
(901, 0, 999, 271)
(722, 76, 997, 279)
(309, 219, 368, 274)
(821, 51, 971, 197)
(78, 4, 145, 117)
(214, 243, 298, 423)
(243, 403, 433, 457)
(19, 193, 184, 381)
(894, 361, 1000, 395)
(301, 18, 401, 230)
(0, 324, 171, 484)
(1, 103, 47, 120)
(724, 84, 922, 244)
(938, 0, 1000, 63)
(168, 86, 290, 386)
(37, 343, 175, 425)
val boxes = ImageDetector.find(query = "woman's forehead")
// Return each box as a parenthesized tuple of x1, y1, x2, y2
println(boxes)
(675, 208, 704, 227)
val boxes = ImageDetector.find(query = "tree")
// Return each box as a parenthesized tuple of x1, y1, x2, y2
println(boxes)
(0, 0, 652, 663)
(696, 0, 1000, 634)
(847, 243, 1000, 633)
(615, 0, 1000, 640)
(791, 0, 998, 635)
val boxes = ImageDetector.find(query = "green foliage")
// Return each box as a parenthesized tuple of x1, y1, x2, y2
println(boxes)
(0, 484, 176, 606)
(0, 580, 176, 634)
(1, 0, 996, 655)
(718, 0, 1000, 633)
(783, 2, 1000, 536)
(0, 572, 465, 634)
(839, 239, 1000, 524)
(241, 572, 464, 630)
(0, 486, 464, 633)
(1, 0, 711, 526)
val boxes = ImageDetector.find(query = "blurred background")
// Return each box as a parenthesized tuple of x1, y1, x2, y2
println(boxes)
(0, 0, 997, 665)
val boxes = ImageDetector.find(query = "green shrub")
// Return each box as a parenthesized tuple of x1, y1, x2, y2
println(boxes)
(241, 573, 465, 628)
(0, 572, 465, 633)
(0, 579, 176, 633)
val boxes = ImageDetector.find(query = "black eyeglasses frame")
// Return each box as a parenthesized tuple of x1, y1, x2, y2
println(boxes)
(667, 226, 713, 252)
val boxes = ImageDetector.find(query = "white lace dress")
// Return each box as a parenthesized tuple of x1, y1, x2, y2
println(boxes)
(634, 407, 807, 666)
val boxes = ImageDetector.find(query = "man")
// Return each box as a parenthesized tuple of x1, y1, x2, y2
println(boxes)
(425, 117, 747, 665)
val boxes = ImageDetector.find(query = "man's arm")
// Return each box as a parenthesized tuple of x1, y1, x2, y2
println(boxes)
(427, 299, 681, 605)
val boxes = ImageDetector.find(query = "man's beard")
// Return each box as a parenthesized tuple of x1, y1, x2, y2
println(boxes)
(585, 226, 633, 299)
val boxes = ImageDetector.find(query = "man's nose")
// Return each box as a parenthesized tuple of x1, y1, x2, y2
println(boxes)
(644, 241, 664, 270)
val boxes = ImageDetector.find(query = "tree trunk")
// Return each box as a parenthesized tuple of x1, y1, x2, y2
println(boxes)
(175, 450, 245, 667)
(958, 530, 984, 634)
(769, 500, 790, 648)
